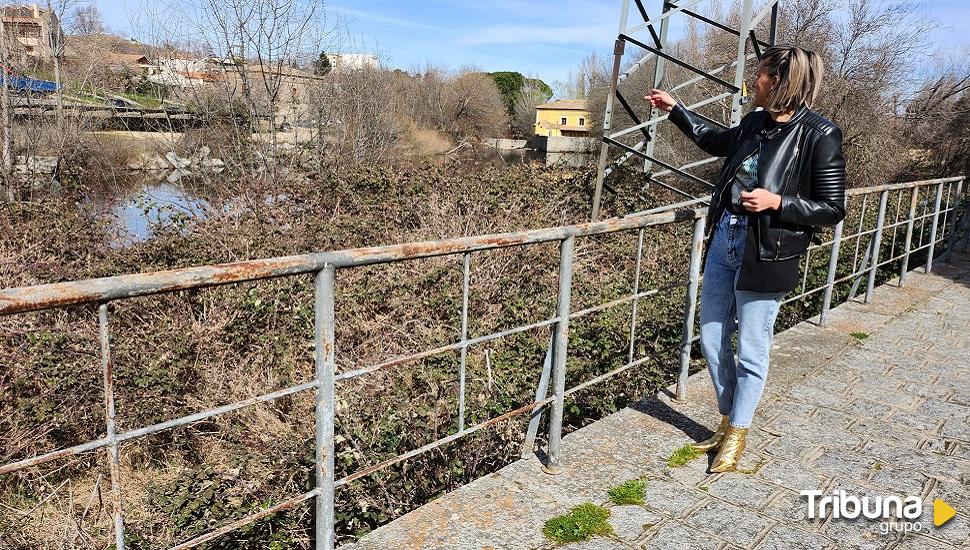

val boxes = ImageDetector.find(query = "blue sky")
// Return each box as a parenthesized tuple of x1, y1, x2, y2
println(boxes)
(91, 0, 970, 86)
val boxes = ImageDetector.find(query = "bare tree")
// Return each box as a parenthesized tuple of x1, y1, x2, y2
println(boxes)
(447, 70, 507, 139)
(903, 48, 970, 177)
(512, 78, 551, 137)
(197, 0, 326, 151)
(67, 4, 107, 35)
(44, 1, 71, 129)
(0, 15, 11, 200)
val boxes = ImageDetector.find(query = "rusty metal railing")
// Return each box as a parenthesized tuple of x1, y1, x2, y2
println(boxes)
(1, 175, 967, 549)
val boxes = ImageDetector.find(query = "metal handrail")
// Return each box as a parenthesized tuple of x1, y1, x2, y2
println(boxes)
(1, 175, 967, 549)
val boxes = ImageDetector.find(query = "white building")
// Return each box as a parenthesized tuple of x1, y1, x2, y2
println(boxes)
(325, 53, 379, 71)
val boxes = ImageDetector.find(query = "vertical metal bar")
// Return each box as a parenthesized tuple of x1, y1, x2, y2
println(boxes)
(676, 216, 706, 400)
(945, 179, 963, 262)
(99, 303, 125, 550)
(963, 182, 970, 252)
(899, 187, 919, 286)
(642, 1, 670, 173)
(544, 236, 575, 473)
(961, 181, 970, 252)
(768, 1, 779, 45)
(888, 191, 903, 258)
(847, 235, 873, 302)
(627, 229, 645, 364)
(591, 1, 631, 221)
(820, 221, 843, 325)
(458, 252, 470, 431)
(917, 194, 928, 249)
(730, 0, 755, 126)
(800, 248, 811, 296)
(314, 265, 336, 550)
(864, 190, 888, 303)
(939, 182, 953, 247)
(522, 333, 553, 459)
(925, 182, 944, 273)
(852, 195, 869, 272)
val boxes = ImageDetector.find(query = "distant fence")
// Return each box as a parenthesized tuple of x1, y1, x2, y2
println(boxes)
(0, 175, 966, 549)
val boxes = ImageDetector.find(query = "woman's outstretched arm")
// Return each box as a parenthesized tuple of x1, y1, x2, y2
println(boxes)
(645, 88, 743, 158)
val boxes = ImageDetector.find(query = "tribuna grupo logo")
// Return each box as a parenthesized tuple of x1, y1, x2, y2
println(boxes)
(801, 489, 957, 535)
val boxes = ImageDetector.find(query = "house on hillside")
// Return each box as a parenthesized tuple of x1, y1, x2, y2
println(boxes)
(325, 53, 379, 71)
(534, 99, 591, 137)
(105, 53, 150, 72)
(1, 3, 63, 62)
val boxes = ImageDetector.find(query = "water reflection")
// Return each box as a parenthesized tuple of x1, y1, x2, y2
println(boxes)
(113, 184, 209, 243)
(89, 174, 210, 246)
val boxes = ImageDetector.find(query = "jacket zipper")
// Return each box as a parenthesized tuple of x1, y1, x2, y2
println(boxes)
(754, 139, 783, 260)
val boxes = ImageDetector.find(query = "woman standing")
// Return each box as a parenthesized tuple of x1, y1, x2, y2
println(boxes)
(645, 45, 846, 472)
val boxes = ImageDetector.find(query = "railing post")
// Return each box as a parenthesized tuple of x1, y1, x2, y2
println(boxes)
(627, 228, 645, 365)
(899, 187, 919, 286)
(458, 252, 471, 431)
(925, 182, 945, 273)
(963, 182, 970, 252)
(864, 190, 888, 303)
(544, 236, 575, 474)
(676, 216, 706, 401)
(314, 265, 336, 550)
(962, 185, 970, 252)
(99, 303, 126, 550)
(820, 220, 844, 325)
(945, 178, 964, 263)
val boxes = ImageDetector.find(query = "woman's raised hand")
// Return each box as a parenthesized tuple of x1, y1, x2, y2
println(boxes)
(644, 89, 677, 112)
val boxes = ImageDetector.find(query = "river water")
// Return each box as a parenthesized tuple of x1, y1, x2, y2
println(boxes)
(87, 174, 210, 246)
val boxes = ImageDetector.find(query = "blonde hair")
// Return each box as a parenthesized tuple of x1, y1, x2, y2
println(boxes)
(759, 45, 824, 113)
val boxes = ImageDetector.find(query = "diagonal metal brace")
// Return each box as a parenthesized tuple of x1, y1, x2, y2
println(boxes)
(613, 89, 652, 143)
(619, 33, 741, 93)
(603, 136, 715, 189)
(749, 30, 763, 60)
(647, 176, 705, 200)
(667, 1, 773, 49)
(632, 0, 663, 49)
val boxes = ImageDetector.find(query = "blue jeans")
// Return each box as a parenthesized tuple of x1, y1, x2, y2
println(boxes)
(699, 212, 785, 428)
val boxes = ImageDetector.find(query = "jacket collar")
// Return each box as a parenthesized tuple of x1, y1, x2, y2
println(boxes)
(760, 105, 808, 141)
(766, 104, 809, 127)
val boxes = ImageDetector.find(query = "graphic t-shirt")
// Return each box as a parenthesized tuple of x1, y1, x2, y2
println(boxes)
(725, 116, 782, 216)
(727, 153, 758, 215)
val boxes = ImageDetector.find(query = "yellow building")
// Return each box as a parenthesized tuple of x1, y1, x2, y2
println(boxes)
(534, 99, 591, 137)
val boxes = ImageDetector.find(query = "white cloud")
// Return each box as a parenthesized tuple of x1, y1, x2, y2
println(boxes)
(329, 5, 430, 29)
(458, 23, 616, 47)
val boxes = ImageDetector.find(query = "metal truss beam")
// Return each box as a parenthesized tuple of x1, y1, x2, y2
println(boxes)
(591, 0, 780, 221)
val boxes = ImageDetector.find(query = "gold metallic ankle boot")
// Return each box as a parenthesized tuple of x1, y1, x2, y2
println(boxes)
(709, 425, 748, 473)
(691, 415, 730, 453)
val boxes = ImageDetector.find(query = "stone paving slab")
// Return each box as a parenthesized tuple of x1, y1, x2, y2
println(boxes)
(343, 249, 970, 550)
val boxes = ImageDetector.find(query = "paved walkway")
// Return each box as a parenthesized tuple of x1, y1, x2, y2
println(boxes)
(345, 249, 970, 550)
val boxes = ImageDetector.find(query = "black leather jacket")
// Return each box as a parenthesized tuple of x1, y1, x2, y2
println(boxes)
(669, 103, 847, 262)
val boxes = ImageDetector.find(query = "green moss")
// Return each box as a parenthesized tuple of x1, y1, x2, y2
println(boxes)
(667, 443, 701, 467)
(608, 479, 646, 505)
(542, 503, 613, 544)
(850, 331, 869, 340)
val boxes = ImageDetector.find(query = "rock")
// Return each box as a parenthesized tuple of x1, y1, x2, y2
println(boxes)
(200, 157, 225, 173)
(14, 156, 58, 175)
(165, 151, 192, 170)
(127, 153, 169, 171)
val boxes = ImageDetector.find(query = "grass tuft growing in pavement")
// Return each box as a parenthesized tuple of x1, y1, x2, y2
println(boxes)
(542, 503, 613, 544)
(667, 443, 701, 467)
(850, 331, 869, 340)
(608, 479, 646, 505)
